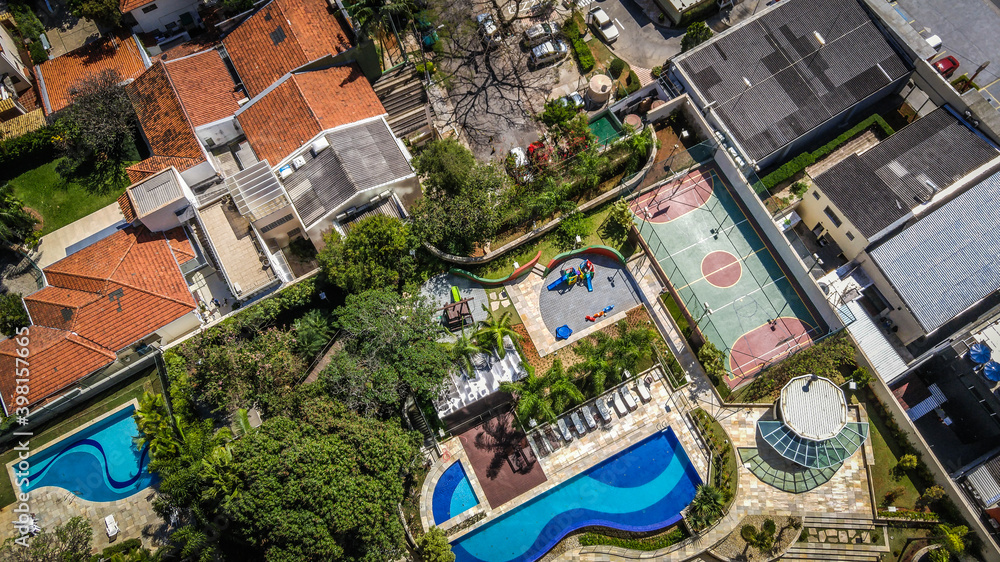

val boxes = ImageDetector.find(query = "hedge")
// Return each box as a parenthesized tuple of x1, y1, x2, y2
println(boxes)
(759, 114, 895, 190)
(0, 121, 62, 175)
(563, 18, 595, 73)
(9, 2, 43, 42)
(877, 509, 940, 522)
(626, 70, 641, 94)
(579, 527, 687, 550)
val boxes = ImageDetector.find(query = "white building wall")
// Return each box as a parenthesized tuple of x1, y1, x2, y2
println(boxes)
(195, 117, 242, 148)
(156, 310, 201, 343)
(0, 26, 30, 93)
(128, 0, 200, 35)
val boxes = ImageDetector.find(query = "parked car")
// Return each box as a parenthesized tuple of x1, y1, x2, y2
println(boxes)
(506, 147, 534, 184)
(560, 91, 585, 109)
(933, 55, 959, 79)
(529, 39, 568, 67)
(477, 13, 499, 47)
(587, 7, 619, 44)
(523, 21, 560, 48)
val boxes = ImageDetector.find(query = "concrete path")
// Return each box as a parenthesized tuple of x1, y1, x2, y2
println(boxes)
(30, 202, 125, 269)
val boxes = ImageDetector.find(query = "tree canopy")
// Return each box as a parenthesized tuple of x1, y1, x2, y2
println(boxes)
(412, 137, 476, 197)
(0, 516, 91, 561)
(65, 0, 121, 28)
(681, 21, 713, 52)
(317, 215, 417, 293)
(0, 183, 38, 247)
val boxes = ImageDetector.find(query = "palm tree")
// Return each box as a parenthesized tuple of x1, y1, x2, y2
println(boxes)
(687, 485, 725, 530)
(133, 391, 180, 461)
(450, 330, 485, 377)
(234, 408, 253, 437)
(350, 0, 417, 40)
(474, 308, 521, 360)
(571, 332, 616, 395)
(543, 360, 584, 413)
(500, 367, 556, 424)
(202, 444, 241, 505)
(0, 183, 37, 247)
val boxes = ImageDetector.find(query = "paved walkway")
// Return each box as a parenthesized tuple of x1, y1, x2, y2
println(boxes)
(30, 202, 125, 269)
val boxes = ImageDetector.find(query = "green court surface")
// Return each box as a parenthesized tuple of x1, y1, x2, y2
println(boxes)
(632, 165, 821, 388)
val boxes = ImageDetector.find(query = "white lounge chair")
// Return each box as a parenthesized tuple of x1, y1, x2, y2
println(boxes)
(581, 406, 597, 429)
(620, 387, 637, 410)
(595, 399, 613, 422)
(557, 417, 573, 441)
(105, 515, 119, 538)
(612, 392, 628, 416)
(530, 433, 550, 456)
(635, 381, 652, 403)
(570, 411, 587, 435)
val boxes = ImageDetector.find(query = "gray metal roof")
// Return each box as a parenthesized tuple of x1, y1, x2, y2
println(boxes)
(129, 169, 184, 217)
(779, 375, 847, 440)
(870, 169, 1000, 333)
(673, 0, 910, 162)
(225, 160, 290, 222)
(838, 301, 908, 384)
(965, 454, 1000, 508)
(281, 119, 413, 229)
(815, 109, 998, 238)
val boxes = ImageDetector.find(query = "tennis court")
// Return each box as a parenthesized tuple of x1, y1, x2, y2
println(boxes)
(632, 165, 822, 388)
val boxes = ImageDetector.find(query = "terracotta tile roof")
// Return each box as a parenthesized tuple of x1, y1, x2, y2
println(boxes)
(23, 287, 102, 331)
(164, 226, 196, 262)
(237, 64, 384, 165)
(127, 62, 206, 172)
(125, 155, 203, 183)
(0, 326, 116, 412)
(118, 190, 137, 222)
(0, 109, 47, 140)
(120, 0, 155, 14)
(36, 34, 147, 114)
(163, 49, 243, 127)
(223, 0, 352, 97)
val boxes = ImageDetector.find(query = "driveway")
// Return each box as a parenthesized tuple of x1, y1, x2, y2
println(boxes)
(589, 0, 684, 69)
(893, 0, 1000, 111)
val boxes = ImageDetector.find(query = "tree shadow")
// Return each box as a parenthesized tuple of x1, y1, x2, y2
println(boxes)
(473, 414, 528, 479)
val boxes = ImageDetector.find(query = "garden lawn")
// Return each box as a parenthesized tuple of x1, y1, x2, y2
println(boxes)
(0, 367, 160, 507)
(859, 392, 920, 510)
(9, 159, 125, 235)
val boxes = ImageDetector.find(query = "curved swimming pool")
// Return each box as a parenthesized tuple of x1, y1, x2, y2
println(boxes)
(451, 428, 699, 562)
(21, 405, 157, 502)
(433, 461, 480, 524)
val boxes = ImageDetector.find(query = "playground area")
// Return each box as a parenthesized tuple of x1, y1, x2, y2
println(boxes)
(510, 251, 643, 357)
(631, 165, 823, 388)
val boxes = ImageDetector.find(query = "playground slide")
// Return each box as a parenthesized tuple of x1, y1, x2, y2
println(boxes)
(585, 273, 593, 292)
(547, 272, 568, 291)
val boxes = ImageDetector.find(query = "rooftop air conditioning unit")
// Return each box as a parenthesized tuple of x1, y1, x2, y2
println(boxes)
(311, 137, 330, 155)
(292, 155, 307, 169)
(278, 165, 293, 179)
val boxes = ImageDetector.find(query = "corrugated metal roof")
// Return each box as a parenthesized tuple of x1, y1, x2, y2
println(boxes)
(966, 455, 1000, 508)
(674, 0, 910, 162)
(905, 383, 946, 420)
(281, 119, 413, 229)
(839, 301, 908, 384)
(779, 375, 847, 439)
(129, 169, 184, 217)
(226, 160, 290, 222)
(870, 169, 1000, 333)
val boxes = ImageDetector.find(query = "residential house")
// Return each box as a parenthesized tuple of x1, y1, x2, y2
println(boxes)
(669, 0, 911, 170)
(0, 225, 200, 415)
(799, 107, 1000, 261)
(120, 0, 201, 41)
(0, 23, 31, 94)
(35, 33, 150, 115)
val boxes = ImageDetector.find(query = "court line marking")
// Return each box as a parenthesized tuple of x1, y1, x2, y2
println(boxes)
(674, 247, 772, 291)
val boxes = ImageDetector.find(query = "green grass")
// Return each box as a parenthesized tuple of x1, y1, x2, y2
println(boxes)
(579, 525, 687, 550)
(472, 201, 637, 278)
(0, 367, 160, 507)
(692, 408, 738, 509)
(858, 392, 920, 510)
(9, 159, 125, 235)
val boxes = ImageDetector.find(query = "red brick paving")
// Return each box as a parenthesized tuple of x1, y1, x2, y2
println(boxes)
(458, 412, 547, 509)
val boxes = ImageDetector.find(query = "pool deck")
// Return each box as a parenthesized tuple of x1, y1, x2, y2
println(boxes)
(0, 400, 168, 551)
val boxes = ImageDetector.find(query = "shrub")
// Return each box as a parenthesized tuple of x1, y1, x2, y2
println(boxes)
(579, 527, 686, 550)
(681, 21, 713, 52)
(697, 341, 727, 388)
(741, 525, 757, 543)
(28, 41, 47, 64)
(922, 485, 947, 504)
(556, 211, 589, 250)
(608, 199, 635, 231)
(563, 18, 595, 73)
(790, 180, 809, 197)
(609, 58, 626, 78)
(0, 121, 62, 175)
(899, 454, 919, 470)
(626, 70, 641, 94)
(417, 527, 455, 562)
(851, 366, 873, 386)
(9, 2, 43, 42)
(651, 65, 662, 77)
(415, 61, 436, 75)
(0, 293, 29, 337)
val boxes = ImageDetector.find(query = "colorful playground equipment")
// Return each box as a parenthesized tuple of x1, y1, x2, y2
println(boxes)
(586, 305, 614, 322)
(555, 325, 573, 340)
(546, 259, 597, 292)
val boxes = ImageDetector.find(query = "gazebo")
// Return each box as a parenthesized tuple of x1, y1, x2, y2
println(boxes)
(757, 375, 869, 469)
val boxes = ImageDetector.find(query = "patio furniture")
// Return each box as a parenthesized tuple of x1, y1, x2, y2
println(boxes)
(635, 381, 651, 402)
(557, 418, 573, 441)
(612, 392, 628, 417)
(570, 411, 587, 435)
(595, 399, 613, 422)
(507, 452, 526, 472)
(105, 515, 119, 538)
(581, 406, 597, 429)
(530, 433, 550, 457)
(522, 441, 537, 464)
(620, 387, 637, 410)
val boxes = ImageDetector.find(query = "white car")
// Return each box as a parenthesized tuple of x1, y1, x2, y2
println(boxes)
(587, 7, 619, 44)
(476, 13, 499, 46)
(529, 39, 568, 67)
(523, 21, 560, 48)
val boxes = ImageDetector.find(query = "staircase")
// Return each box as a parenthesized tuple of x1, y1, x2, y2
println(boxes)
(780, 515, 888, 561)
(374, 63, 431, 137)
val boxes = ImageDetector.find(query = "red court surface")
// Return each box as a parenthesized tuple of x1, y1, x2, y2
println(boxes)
(701, 251, 741, 288)
(630, 168, 714, 223)
(458, 413, 547, 509)
(728, 317, 815, 386)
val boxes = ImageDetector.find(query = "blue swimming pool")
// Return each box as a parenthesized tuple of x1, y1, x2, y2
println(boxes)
(451, 428, 700, 562)
(20, 405, 157, 502)
(433, 461, 480, 524)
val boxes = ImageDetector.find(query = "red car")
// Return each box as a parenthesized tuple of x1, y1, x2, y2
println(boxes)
(933, 56, 959, 78)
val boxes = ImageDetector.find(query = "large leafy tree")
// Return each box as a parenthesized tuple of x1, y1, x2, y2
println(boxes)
(58, 70, 137, 191)
(350, 0, 417, 39)
(336, 289, 451, 400)
(0, 516, 91, 561)
(317, 352, 403, 417)
(317, 215, 416, 293)
(412, 137, 476, 197)
(223, 398, 420, 562)
(0, 183, 38, 247)
(417, 527, 455, 562)
(65, 0, 121, 28)
(681, 21, 713, 52)
(0, 293, 29, 338)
